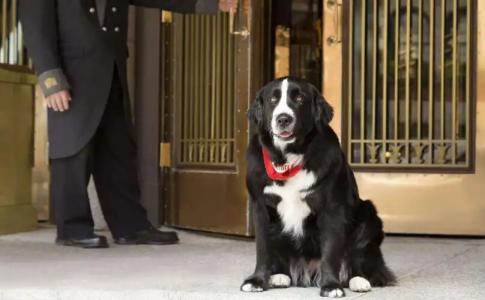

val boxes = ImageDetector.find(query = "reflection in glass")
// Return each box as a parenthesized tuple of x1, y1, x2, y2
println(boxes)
(347, 0, 472, 170)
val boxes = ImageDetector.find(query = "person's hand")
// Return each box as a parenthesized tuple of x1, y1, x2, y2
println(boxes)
(219, 0, 238, 12)
(45, 90, 71, 112)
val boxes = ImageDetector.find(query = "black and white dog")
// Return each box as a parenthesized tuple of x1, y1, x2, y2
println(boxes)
(241, 77, 395, 297)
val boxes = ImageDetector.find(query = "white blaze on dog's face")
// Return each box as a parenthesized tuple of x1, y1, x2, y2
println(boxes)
(271, 79, 296, 150)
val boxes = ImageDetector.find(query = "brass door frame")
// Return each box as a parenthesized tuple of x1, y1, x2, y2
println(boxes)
(160, 10, 173, 226)
(323, 0, 485, 235)
(323, 0, 343, 138)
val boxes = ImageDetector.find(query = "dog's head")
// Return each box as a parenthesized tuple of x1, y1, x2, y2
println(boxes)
(248, 77, 333, 149)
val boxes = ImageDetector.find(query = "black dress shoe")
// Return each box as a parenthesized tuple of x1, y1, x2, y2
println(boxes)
(114, 228, 179, 245)
(56, 234, 109, 249)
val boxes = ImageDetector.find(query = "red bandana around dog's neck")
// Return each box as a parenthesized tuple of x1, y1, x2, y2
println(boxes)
(262, 148, 303, 181)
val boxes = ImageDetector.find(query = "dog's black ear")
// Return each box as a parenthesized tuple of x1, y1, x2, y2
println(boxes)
(312, 86, 334, 126)
(248, 88, 264, 126)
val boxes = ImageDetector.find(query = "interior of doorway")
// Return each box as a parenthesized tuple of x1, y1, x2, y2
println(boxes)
(270, 0, 323, 89)
(150, 1, 325, 231)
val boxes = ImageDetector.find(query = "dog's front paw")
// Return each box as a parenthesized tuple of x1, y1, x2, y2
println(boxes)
(241, 276, 268, 293)
(320, 286, 345, 298)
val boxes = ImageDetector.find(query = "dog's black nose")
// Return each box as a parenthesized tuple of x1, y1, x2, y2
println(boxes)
(276, 114, 294, 128)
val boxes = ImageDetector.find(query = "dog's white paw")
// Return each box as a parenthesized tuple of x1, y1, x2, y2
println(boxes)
(321, 287, 345, 298)
(349, 276, 372, 292)
(269, 274, 291, 288)
(327, 288, 345, 298)
(241, 283, 264, 293)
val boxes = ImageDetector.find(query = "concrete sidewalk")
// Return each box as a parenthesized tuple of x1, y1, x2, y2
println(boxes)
(0, 226, 484, 300)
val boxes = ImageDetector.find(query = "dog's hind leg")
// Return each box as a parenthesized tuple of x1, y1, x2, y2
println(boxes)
(347, 200, 396, 289)
(349, 276, 372, 292)
(268, 256, 292, 288)
(361, 247, 396, 287)
(339, 259, 372, 292)
(269, 274, 291, 288)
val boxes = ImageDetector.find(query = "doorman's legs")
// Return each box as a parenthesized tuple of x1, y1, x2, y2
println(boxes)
(92, 71, 151, 239)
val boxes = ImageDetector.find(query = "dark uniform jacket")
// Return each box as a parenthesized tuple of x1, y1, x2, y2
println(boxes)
(19, 0, 218, 159)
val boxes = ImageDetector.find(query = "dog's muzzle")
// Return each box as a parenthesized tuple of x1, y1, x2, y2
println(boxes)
(273, 113, 295, 140)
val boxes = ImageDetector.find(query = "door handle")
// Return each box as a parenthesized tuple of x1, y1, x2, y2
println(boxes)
(229, 5, 250, 39)
(326, 0, 342, 46)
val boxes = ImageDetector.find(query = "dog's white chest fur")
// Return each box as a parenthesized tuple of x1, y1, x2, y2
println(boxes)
(264, 167, 315, 237)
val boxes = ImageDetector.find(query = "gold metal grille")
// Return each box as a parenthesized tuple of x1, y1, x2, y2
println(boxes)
(176, 14, 236, 167)
(0, 0, 27, 66)
(345, 0, 474, 170)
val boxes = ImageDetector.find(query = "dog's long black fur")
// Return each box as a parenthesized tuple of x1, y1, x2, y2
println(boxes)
(241, 77, 396, 297)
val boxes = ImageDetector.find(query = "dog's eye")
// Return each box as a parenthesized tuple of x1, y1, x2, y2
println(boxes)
(270, 96, 278, 104)
(295, 95, 304, 103)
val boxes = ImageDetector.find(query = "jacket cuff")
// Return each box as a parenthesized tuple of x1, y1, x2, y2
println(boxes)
(38, 68, 70, 97)
(195, 0, 219, 14)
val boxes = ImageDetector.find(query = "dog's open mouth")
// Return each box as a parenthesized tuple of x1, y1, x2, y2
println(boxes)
(274, 131, 294, 141)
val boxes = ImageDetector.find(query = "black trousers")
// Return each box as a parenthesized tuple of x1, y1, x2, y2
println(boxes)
(50, 72, 151, 239)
